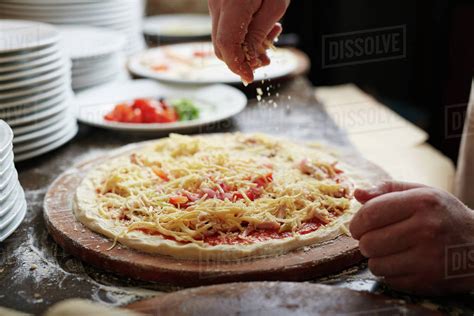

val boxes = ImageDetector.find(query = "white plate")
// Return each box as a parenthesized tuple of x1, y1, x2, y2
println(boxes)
(0, 89, 68, 118)
(0, 1, 133, 15)
(72, 63, 120, 81)
(14, 118, 76, 154)
(0, 143, 12, 163)
(0, 20, 59, 54)
(12, 108, 68, 136)
(0, 50, 62, 73)
(0, 183, 21, 218)
(0, 8, 131, 23)
(0, 54, 64, 82)
(77, 68, 130, 89)
(0, 171, 17, 203)
(0, 71, 69, 100)
(6, 96, 70, 126)
(72, 65, 120, 81)
(72, 53, 119, 66)
(13, 114, 70, 144)
(0, 150, 13, 177)
(71, 54, 122, 75)
(73, 77, 116, 91)
(0, 8, 137, 26)
(0, 5, 127, 16)
(72, 69, 119, 89)
(128, 42, 300, 85)
(0, 157, 13, 177)
(75, 79, 247, 132)
(55, 17, 141, 30)
(0, 44, 59, 64)
(0, 59, 68, 91)
(0, 167, 16, 192)
(144, 14, 212, 38)
(0, 195, 26, 242)
(14, 122, 78, 162)
(59, 26, 125, 60)
(0, 149, 13, 171)
(0, 0, 130, 5)
(0, 191, 22, 231)
(0, 1, 132, 12)
(0, 120, 13, 154)
(0, 81, 67, 109)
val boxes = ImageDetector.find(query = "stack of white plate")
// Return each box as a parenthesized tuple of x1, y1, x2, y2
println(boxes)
(59, 26, 127, 92)
(0, 0, 146, 55)
(0, 121, 27, 242)
(0, 20, 77, 162)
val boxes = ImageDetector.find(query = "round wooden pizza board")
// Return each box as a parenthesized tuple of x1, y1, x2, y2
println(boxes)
(126, 282, 441, 315)
(44, 139, 389, 286)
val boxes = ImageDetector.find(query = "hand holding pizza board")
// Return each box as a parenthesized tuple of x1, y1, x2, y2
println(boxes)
(44, 134, 390, 285)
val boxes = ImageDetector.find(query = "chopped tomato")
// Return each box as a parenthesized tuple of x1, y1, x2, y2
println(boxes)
(104, 98, 180, 124)
(169, 196, 189, 206)
(218, 182, 234, 192)
(132, 98, 154, 111)
(104, 103, 131, 122)
(253, 173, 273, 187)
(129, 108, 143, 123)
(118, 213, 130, 221)
(245, 187, 262, 201)
(183, 191, 200, 202)
(159, 98, 169, 110)
(332, 162, 344, 174)
(245, 191, 257, 201)
(232, 192, 244, 201)
(193, 50, 212, 58)
(152, 64, 169, 72)
(152, 166, 169, 181)
(163, 108, 178, 122)
(141, 106, 162, 123)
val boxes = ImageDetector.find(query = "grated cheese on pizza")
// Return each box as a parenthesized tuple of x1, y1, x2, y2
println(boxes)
(92, 133, 354, 246)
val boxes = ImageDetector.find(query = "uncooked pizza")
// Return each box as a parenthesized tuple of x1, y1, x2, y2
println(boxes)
(74, 133, 368, 260)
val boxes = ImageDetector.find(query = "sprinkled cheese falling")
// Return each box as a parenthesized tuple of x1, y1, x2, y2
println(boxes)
(94, 133, 355, 245)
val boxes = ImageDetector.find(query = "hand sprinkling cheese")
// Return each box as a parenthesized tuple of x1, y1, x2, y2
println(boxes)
(208, 0, 290, 84)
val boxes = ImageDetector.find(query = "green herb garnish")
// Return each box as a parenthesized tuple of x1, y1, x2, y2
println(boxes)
(172, 99, 200, 121)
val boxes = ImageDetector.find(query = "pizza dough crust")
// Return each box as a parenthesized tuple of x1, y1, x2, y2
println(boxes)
(74, 134, 369, 261)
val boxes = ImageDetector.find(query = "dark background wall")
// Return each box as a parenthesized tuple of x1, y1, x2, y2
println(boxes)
(282, 0, 474, 163)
